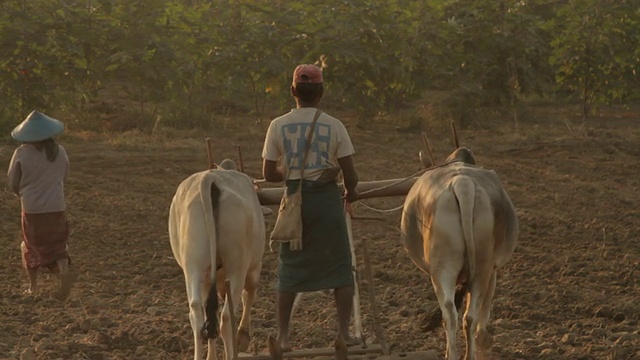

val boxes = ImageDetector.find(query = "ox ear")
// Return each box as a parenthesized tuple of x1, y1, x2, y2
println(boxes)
(261, 206, 273, 216)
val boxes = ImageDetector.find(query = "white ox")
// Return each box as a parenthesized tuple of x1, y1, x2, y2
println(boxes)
(401, 147, 518, 360)
(169, 159, 266, 360)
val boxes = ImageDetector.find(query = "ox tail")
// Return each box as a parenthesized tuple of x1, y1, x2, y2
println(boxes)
(201, 176, 220, 342)
(452, 176, 477, 283)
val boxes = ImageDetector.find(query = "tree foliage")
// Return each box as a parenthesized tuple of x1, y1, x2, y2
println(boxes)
(547, 0, 640, 118)
(0, 0, 638, 131)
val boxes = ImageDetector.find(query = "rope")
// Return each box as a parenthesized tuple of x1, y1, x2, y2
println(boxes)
(353, 160, 464, 214)
(357, 201, 404, 213)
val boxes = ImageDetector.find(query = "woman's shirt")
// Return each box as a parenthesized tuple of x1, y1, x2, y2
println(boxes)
(7, 144, 69, 213)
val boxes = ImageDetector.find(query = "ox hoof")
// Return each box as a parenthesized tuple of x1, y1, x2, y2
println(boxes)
(237, 328, 250, 353)
(267, 335, 283, 360)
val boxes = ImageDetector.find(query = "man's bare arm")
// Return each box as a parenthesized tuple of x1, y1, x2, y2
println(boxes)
(338, 155, 359, 202)
(262, 159, 284, 183)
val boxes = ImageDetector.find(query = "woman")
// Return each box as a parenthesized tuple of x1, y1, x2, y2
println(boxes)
(7, 110, 73, 300)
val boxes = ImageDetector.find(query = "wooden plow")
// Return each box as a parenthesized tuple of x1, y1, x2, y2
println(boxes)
(204, 136, 447, 360)
(235, 177, 429, 360)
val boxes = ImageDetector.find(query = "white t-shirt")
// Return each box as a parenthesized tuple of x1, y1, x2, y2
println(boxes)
(262, 107, 355, 181)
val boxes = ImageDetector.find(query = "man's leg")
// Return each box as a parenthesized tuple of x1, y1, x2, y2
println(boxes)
(334, 284, 357, 343)
(276, 291, 296, 351)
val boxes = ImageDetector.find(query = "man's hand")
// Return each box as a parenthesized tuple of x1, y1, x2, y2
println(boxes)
(343, 188, 359, 203)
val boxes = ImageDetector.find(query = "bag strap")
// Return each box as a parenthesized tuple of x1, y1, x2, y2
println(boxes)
(285, 109, 322, 182)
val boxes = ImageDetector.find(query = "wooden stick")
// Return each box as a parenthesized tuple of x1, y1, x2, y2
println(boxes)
(351, 216, 384, 221)
(239, 344, 383, 359)
(421, 132, 436, 165)
(224, 279, 239, 360)
(206, 138, 216, 169)
(450, 121, 460, 149)
(237, 145, 245, 173)
(344, 208, 364, 341)
(361, 237, 390, 355)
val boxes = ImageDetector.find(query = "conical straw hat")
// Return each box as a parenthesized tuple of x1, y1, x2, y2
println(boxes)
(11, 110, 65, 142)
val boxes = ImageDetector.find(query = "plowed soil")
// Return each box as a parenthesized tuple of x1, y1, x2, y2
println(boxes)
(1, 105, 639, 360)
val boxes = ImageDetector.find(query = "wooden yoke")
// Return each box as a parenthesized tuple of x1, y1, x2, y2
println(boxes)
(256, 177, 419, 206)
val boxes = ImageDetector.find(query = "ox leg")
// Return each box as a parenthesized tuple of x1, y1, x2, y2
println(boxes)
(220, 275, 244, 360)
(185, 273, 208, 360)
(237, 267, 260, 353)
(431, 273, 459, 360)
(462, 293, 479, 360)
(463, 266, 494, 360)
(204, 273, 219, 360)
(475, 270, 497, 351)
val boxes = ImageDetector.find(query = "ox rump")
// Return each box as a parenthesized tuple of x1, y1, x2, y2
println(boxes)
(169, 160, 266, 360)
(401, 147, 518, 360)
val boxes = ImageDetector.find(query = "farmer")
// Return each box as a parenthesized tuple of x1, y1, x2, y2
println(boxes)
(262, 64, 360, 351)
(7, 110, 73, 300)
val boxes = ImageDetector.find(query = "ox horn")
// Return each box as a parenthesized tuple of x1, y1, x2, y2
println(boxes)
(421, 132, 436, 167)
(450, 121, 460, 149)
(206, 138, 218, 169)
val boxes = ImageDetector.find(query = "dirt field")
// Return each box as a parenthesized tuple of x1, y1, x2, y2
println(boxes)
(1, 105, 639, 360)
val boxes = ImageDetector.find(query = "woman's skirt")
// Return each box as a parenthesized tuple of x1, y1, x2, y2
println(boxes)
(277, 181, 354, 293)
(21, 211, 70, 271)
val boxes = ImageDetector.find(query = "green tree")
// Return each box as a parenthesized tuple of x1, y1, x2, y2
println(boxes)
(548, 0, 640, 118)
(437, 0, 553, 125)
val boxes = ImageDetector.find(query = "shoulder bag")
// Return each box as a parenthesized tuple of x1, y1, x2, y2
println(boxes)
(269, 109, 322, 251)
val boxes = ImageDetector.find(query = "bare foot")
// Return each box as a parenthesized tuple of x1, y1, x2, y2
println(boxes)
(23, 288, 35, 295)
(267, 335, 283, 360)
(340, 334, 362, 347)
(274, 334, 292, 353)
(334, 336, 348, 360)
(55, 272, 76, 301)
(280, 341, 292, 353)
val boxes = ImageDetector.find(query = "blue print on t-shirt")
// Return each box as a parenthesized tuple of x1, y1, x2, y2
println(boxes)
(282, 122, 331, 169)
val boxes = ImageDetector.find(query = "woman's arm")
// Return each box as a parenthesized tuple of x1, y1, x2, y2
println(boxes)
(7, 159, 22, 195)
